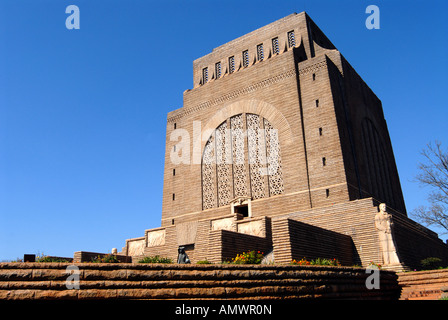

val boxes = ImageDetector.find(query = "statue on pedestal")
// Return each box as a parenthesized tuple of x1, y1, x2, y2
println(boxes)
(375, 203, 401, 265)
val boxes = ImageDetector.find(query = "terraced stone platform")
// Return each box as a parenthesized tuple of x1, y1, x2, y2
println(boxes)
(398, 269, 448, 300)
(0, 263, 400, 300)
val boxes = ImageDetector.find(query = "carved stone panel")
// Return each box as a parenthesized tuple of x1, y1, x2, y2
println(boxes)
(146, 229, 166, 247)
(176, 221, 198, 246)
(237, 219, 264, 237)
(211, 217, 235, 232)
(127, 238, 145, 256)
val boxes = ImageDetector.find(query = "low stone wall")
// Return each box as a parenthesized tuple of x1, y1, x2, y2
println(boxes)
(272, 219, 354, 265)
(73, 251, 132, 263)
(208, 229, 272, 263)
(398, 269, 448, 300)
(0, 263, 400, 300)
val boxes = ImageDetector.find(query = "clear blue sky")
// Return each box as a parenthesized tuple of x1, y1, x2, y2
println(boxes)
(1, 0, 447, 261)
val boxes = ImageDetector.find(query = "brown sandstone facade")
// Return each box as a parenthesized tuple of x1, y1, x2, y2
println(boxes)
(121, 12, 448, 270)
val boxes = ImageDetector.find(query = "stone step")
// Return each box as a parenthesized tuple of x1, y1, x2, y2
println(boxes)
(397, 269, 448, 300)
(0, 263, 401, 300)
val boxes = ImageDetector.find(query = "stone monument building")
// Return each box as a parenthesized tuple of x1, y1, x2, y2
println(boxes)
(120, 12, 448, 270)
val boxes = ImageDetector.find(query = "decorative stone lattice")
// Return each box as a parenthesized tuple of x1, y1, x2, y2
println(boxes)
(202, 134, 216, 209)
(216, 121, 232, 206)
(230, 114, 248, 198)
(264, 119, 284, 196)
(202, 113, 284, 209)
(246, 114, 267, 200)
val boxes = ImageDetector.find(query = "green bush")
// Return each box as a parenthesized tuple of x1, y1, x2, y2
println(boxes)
(310, 258, 341, 266)
(421, 257, 443, 270)
(37, 256, 71, 263)
(196, 259, 212, 264)
(138, 255, 173, 264)
(36, 252, 71, 263)
(91, 254, 120, 263)
(367, 261, 382, 270)
(290, 257, 342, 266)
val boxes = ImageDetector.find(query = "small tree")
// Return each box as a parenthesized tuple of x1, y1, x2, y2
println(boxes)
(412, 141, 448, 234)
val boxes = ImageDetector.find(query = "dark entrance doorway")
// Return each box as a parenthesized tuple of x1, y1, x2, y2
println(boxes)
(234, 204, 249, 217)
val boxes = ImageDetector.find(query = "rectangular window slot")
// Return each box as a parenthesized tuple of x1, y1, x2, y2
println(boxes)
(287, 31, 295, 48)
(242, 50, 249, 67)
(322, 157, 326, 166)
(315, 99, 319, 107)
(272, 37, 279, 54)
(215, 62, 221, 79)
(202, 67, 208, 83)
(257, 44, 264, 61)
(229, 56, 235, 73)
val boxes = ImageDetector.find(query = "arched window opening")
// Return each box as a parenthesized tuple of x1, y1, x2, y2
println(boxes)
(201, 113, 284, 210)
